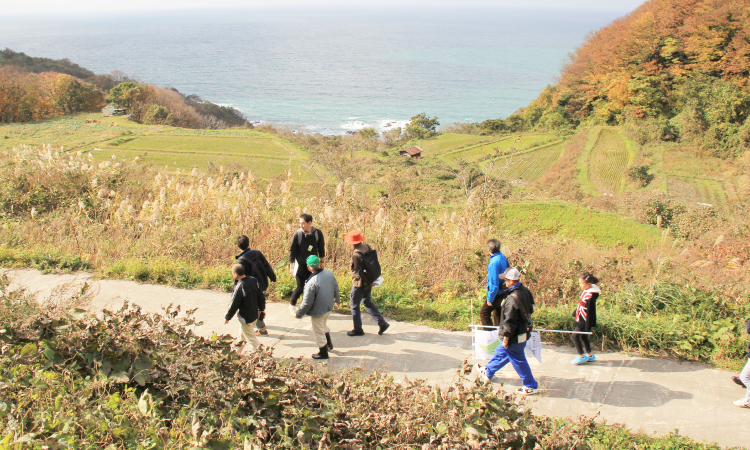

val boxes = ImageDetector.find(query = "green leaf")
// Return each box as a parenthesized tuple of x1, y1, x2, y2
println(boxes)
(43, 348, 59, 363)
(106, 393, 121, 410)
(134, 373, 147, 386)
(495, 418, 512, 431)
(435, 422, 448, 435)
(133, 356, 153, 372)
(137, 390, 153, 416)
(20, 343, 38, 357)
(109, 371, 129, 383)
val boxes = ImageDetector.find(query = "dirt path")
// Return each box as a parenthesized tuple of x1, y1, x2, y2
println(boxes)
(3, 268, 748, 449)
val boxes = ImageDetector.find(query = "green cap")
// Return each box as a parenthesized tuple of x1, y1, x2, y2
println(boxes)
(306, 255, 320, 267)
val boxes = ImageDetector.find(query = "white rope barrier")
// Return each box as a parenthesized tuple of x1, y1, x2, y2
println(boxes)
(468, 324, 593, 335)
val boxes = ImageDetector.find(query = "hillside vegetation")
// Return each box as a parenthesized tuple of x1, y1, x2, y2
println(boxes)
(519, 0, 750, 156)
(0, 49, 247, 129)
(1, 119, 749, 370)
(0, 277, 737, 449)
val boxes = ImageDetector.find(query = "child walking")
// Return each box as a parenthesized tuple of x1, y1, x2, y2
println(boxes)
(570, 272, 600, 365)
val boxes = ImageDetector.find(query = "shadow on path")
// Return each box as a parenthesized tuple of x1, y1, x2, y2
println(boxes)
(535, 376, 693, 407)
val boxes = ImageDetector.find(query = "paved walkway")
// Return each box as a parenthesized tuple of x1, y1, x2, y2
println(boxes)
(3, 269, 748, 449)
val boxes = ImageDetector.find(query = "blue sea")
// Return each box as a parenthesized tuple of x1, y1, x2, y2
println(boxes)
(0, 7, 623, 134)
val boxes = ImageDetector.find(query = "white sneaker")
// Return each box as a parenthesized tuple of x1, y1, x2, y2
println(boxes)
(474, 363, 491, 383)
(733, 399, 750, 408)
(515, 387, 538, 396)
(289, 304, 297, 316)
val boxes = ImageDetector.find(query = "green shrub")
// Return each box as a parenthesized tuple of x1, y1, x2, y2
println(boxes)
(536, 282, 750, 367)
(0, 279, 729, 449)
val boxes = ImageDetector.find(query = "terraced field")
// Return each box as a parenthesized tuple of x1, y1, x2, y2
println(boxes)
(498, 200, 663, 249)
(586, 128, 634, 195)
(0, 113, 140, 152)
(441, 133, 556, 164)
(414, 133, 499, 155)
(659, 148, 746, 214)
(93, 132, 311, 179)
(498, 140, 565, 182)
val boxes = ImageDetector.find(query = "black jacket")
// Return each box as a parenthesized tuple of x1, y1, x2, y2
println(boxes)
(499, 283, 535, 344)
(225, 276, 265, 324)
(236, 249, 276, 292)
(288, 227, 325, 274)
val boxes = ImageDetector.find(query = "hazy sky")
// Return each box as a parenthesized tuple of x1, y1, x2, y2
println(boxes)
(4, 0, 644, 16)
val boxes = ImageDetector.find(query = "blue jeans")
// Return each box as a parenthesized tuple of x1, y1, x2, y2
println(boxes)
(350, 285, 387, 332)
(485, 341, 538, 389)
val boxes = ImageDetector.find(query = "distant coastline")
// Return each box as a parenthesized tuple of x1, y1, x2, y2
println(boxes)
(0, 8, 622, 134)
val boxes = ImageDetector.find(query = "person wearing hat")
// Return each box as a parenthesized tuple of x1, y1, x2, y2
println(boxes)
(343, 230, 390, 336)
(474, 267, 539, 395)
(293, 255, 339, 359)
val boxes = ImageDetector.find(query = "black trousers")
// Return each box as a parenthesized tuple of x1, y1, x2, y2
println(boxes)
(572, 324, 591, 354)
(289, 269, 311, 306)
(480, 301, 501, 329)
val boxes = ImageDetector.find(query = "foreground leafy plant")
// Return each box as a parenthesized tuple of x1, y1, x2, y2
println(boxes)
(0, 276, 732, 449)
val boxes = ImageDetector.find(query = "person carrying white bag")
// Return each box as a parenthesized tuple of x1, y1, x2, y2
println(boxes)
(474, 267, 539, 395)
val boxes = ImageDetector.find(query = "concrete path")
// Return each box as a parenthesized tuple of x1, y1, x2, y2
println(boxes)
(3, 268, 748, 449)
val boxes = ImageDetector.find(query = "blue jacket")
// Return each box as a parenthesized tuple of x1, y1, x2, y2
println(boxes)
(487, 252, 509, 304)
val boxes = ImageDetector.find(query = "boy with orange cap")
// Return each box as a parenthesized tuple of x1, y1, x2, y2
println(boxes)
(343, 230, 389, 336)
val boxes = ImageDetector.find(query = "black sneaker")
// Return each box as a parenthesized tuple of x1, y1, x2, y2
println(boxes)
(347, 329, 365, 336)
(378, 323, 390, 335)
(733, 376, 747, 388)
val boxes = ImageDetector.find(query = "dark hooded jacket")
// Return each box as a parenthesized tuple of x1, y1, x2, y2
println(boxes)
(499, 283, 535, 344)
(236, 249, 276, 292)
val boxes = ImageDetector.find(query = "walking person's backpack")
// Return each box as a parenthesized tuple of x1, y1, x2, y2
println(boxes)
(238, 252, 270, 292)
(355, 248, 382, 285)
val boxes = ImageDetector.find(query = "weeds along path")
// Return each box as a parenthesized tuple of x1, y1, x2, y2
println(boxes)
(3, 268, 748, 449)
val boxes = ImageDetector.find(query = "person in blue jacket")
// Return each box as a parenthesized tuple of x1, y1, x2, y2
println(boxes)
(480, 239, 509, 328)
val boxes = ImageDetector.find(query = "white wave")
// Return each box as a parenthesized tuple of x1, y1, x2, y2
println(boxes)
(340, 120, 372, 131)
(377, 119, 410, 131)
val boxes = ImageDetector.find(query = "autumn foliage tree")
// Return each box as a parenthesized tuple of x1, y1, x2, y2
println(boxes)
(0, 66, 104, 123)
(521, 0, 750, 155)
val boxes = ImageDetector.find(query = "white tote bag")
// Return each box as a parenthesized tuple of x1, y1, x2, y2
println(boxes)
(473, 329, 500, 360)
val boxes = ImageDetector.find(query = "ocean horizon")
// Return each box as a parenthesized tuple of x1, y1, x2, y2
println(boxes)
(0, 6, 625, 134)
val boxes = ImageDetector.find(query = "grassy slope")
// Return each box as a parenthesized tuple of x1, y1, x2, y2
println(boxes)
(653, 144, 746, 215)
(1, 112, 313, 179)
(498, 200, 662, 249)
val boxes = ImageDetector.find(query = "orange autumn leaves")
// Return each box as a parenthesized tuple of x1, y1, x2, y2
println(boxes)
(530, 0, 750, 127)
(0, 66, 104, 123)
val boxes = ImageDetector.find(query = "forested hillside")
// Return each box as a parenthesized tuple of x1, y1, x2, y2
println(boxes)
(521, 0, 750, 156)
(0, 49, 248, 129)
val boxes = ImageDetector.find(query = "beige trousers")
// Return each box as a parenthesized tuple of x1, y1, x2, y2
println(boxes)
(239, 320, 261, 350)
(310, 312, 331, 348)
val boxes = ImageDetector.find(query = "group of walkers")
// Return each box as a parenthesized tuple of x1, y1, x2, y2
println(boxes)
(224, 213, 389, 360)
(474, 239, 600, 395)
(222, 218, 750, 409)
